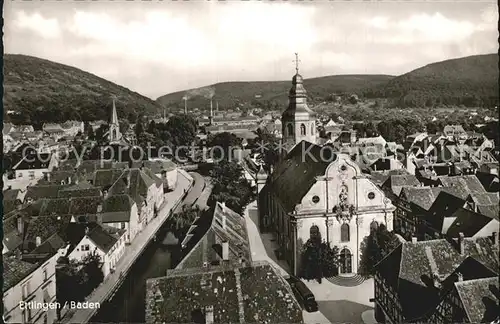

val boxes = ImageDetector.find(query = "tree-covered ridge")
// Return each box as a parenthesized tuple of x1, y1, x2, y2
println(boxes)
(156, 75, 394, 111)
(363, 54, 499, 108)
(3, 54, 164, 126)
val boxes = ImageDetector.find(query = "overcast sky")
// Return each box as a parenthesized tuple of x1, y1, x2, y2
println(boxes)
(4, 1, 498, 99)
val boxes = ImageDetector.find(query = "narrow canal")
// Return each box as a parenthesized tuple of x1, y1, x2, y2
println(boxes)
(90, 225, 180, 323)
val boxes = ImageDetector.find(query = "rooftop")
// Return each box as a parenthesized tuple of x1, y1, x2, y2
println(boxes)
(145, 261, 303, 324)
(3, 256, 39, 292)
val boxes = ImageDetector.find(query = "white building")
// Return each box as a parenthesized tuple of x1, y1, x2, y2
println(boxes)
(12, 153, 58, 181)
(3, 253, 59, 324)
(67, 223, 127, 278)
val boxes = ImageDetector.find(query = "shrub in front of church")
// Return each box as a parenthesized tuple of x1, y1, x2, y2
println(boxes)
(358, 224, 400, 278)
(299, 238, 339, 280)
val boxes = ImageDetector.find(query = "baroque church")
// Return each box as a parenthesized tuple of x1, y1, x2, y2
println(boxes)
(257, 57, 395, 276)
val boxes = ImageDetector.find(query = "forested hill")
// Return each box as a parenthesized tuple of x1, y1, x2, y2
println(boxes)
(156, 75, 394, 111)
(3, 54, 164, 126)
(362, 54, 499, 108)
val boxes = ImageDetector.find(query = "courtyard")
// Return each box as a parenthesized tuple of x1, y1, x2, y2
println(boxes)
(244, 201, 377, 324)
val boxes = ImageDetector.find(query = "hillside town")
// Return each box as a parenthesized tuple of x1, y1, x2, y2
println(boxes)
(2, 52, 499, 324)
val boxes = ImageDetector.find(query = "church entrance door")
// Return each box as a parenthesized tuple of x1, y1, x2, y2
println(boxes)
(339, 248, 352, 274)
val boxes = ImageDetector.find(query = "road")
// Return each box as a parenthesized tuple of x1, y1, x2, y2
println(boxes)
(181, 172, 205, 207)
(59, 169, 194, 324)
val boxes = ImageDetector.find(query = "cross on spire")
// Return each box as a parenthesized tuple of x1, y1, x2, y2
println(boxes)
(293, 53, 301, 74)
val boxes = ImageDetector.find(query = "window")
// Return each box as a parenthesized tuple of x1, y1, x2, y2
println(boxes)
(82, 244, 90, 251)
(287, 124, 293, 136)
(121, 222, 126, 230)
(341, 223, 350, 242)
(18, 172, 23, 178)
(368, 192, 376, 200)
(42, 267, 48, 281)
(312, 195, 320, 204)
(340, 165, 347, 171)
(300, 123, 306, 136)
(370, 220, 379, 232)
(28, 171, 35, 180)
(311, 123, 315, 134)
(310, 225, 320, 241)
(22, 282, 30, 299)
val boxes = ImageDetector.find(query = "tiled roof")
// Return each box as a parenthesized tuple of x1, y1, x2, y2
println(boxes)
(400, 187, 437, 211)
(446, 208, 495, 237)
(477, 204, 499, 220)
(102, 194, 135, 213)
(145, 261, 303, 324)
(455, 277, 499, 323)
(265, 141, 333, 212)
(3, 256, 39, 292)
(383, 174, 420, 196)
(13, 153, 52, 170)
(438, 175, 486, 197)
(26, 185, 67, 200)
(108, 168, 156, 205)
(93, 169, 124, 188)
(376, 237, 498, 320)
(3, 189, 22, 201)
(32, 196, 103, 216)
(469, 192, 499, 206)
(179, 203, 252, 269)
(87, 224, 122, 253)
(24, 215, 72, 251)
(131, 159, 177, 173)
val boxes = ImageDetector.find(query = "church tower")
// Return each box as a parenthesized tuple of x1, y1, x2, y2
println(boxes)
(281, 53, 317, 146)
(108, 96, 122, 143)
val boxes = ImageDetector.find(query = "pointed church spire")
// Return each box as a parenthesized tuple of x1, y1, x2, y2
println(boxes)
(111, 96, 119, 126)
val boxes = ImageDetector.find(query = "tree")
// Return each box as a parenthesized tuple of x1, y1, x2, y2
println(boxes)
(119, 119, 130, 134)
(135, 114, 145, 138)
(207, 132, 241, 160)
(358, 224, 400, 278)
(81, 251, 104, 294)
(94, 124, 109, 144)
(168, 205, 201, 239)
(300, 239, 339, 281)
(252, 128, 280, 172)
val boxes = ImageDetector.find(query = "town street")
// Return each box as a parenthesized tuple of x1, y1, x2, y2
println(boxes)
(60, 169, 194, 323)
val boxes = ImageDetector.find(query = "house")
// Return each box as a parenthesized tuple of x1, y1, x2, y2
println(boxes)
(61, 121, 84, 136)
(3, 188, 26, 214)
(99, 194, 140, 244)
(381, 174, 420, 197)
(3, 253, 59, 324)
(373, 235, 499, 324)
(108, 168, 164, 226)
(145, 261, 304, 324)
(12, 153, 58, 181)
(446, 208, 499, 239)
(131, 159, 178, 192)
(67, 223, 126, 278)
(176, 202, 252, 269)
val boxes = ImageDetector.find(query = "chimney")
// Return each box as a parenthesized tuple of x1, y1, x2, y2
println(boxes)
(205, 306, 214, 324)
(210, 100, 213, 118)
(36, 236, 42, 247)
(46, 172, 51, 182)
(127, 172, 131, 188)
(68, 176, 72, 185)
(493, 232, 498, 247)
(85, 227, 90, 236)
(222, 241, 229, 261)
(17, 217, 24, 235)
(456, 272, 463, 282)
(458, 232, 465, 255)
(184, 98, 187, 114)
(411, 237, 417, 243)
(216, 100, 219, 112)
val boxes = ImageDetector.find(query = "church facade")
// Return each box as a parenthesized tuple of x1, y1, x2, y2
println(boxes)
(257, 63, 395, 276)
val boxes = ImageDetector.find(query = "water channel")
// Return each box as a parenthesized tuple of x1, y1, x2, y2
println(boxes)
(90, 225, 179, 323)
